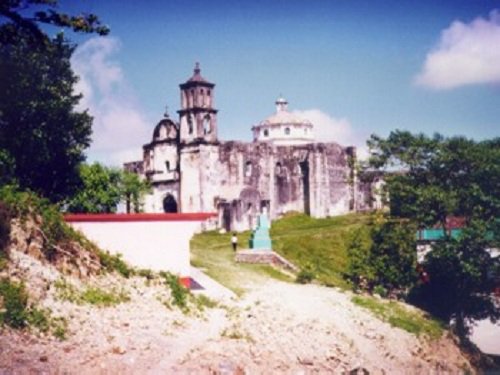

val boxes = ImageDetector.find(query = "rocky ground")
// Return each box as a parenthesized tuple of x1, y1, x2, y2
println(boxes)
(0, 246, 473, 375)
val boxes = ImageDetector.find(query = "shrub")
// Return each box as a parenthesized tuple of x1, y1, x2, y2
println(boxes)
(0, 202, 10, 269)
(0, 278, 28, 328)
(0, 185, 96, 261)
(346, 218, 418, 295)
(296, 265, 315, 284)
(80, 287, 130, 307)
(98, 251, 133, 278)
(54, 278, 129, 307)
(160, 272, 189, 312)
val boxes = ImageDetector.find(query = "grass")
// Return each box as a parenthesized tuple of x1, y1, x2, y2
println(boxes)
(271, 212, 374, 289)
(54, 278, 130, 307)
(352, 294, 444, 339)
(191, 212, 373, 293)
(190, 229, 293, 295)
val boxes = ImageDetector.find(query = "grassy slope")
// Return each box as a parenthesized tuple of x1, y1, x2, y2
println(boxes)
(191, 212, 373, 292)
(190, 230, 292, 296)
(271, 212, 373, 288)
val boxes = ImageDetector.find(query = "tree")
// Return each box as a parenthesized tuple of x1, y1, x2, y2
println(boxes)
(1, 0, 109, 45)
(0, 1, 108, 202)
(65, 163, 122, 213)
(65, 163, 150, 214)
(367, 130, 500, 342)
(346, 217, 418, 296)
(0, 27, 92, 201)
(121, 171, 151, 213)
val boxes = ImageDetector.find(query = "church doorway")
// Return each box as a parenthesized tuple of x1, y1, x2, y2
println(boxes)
(163, 194, 178, 213)
(300, 161, 310, 215)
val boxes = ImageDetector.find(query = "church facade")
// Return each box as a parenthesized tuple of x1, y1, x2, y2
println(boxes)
(124, 64, 379, 231)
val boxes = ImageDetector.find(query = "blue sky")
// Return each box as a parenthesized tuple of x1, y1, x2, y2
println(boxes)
(56, 0, 500, 164)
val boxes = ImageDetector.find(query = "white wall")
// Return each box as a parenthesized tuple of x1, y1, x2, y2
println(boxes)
(66, 214, 213, 277)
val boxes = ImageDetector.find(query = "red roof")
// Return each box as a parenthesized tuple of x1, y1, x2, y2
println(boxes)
(64, 213, 216, 223)
(432, 216, 466, 230)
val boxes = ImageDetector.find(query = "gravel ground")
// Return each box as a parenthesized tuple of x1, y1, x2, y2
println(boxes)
(0, 250, 472, 374)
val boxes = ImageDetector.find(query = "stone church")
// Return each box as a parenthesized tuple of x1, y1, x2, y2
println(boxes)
(124, 64, 379, 231)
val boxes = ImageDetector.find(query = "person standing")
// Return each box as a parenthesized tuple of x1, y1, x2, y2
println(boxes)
(231, 232, 238, 252)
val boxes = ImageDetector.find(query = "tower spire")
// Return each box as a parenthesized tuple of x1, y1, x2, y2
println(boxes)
(194, 62, 200, 75)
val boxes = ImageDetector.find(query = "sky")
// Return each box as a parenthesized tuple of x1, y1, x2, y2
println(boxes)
(52, 0, 500, 165)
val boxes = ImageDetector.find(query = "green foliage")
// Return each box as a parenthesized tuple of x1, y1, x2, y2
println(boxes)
(352, 295, 444, 339)
(80, 287, 130, 307)
(190, 213, 372, 293)
(409, 222, 500, 338)
(346, 218, 417, 294)
(345, 229, 374, 290)
(26, 307, 50, 332)
(368, 130, 500, 341)
(54, 278, 129, 307)
(0, 202, 11, 268)
(0, 27, 92, 202)
(190, 229, 292, 296)
(368, 131, 499, 226)
(369, 220, 418, 292)
(0, 278, 28, 328)
(0, 278, 68, 337)
(194, 294, 218, 311)
(121, 171, 151, 213)
(0, 185, 85, 260)
(271, 213, 374, 288)
(0, 0, 109, 45)
(161, 272, 189, 312)
(65, 163, 151, 214)
(65, 163, 122, 213)
(296, 265, 315, 284)
(98, 251, 133, 278)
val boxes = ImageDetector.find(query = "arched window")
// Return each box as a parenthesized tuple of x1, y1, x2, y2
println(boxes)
(203, 115, 211, 134)
(165, 161, 170, 172)
(188, 116, 193, 135)
(275, 162, 282, 174)
(245, 161, 252, 177)
(163, 194, 177, 213)
(190, 89, 195, 107)
(285, 127, 290, 135)
(263, 129, 269, 137)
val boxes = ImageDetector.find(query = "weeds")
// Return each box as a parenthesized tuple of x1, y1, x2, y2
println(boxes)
(54, 278, 129, 307)
(0, 278, 68, 338)
(98, 251, 133, 278)
(296, 265, 315, 284)
(160, 272, 189, 312)
(352, 294, 444, 339)
(0, 278, 28, 328)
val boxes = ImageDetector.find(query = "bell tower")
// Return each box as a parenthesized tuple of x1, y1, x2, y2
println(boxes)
(178, 63, 218, 144)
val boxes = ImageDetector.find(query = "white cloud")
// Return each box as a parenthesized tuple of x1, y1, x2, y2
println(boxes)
(415, 10, 500, 89)
(293, 109, 369, 159)
(71, 37, 151, 165)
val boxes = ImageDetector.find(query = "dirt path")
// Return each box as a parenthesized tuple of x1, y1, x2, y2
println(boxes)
(0, 253, 472, 374)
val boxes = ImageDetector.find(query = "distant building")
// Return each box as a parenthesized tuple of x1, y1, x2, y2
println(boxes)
(124, 64, 379, 231)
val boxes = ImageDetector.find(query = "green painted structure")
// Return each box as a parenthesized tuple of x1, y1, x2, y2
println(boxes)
(249, 213, 272, 250)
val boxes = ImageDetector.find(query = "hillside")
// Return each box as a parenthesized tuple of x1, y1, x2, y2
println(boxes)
(1, 203, 475, 374)
(191, 212, 373, 290)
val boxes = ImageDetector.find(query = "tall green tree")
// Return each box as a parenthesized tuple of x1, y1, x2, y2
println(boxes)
(0, 27, 91, 201)
(367, 130, 500, 341)
(0, 1, 108, 202)
(65, 163, 150, 214)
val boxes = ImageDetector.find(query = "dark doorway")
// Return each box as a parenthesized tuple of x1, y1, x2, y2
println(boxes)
(300, 161, 310, 215)
(163, 194, 178, 213)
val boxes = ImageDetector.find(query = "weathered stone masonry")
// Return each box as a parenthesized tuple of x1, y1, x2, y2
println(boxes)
(125, 64, 378, 231)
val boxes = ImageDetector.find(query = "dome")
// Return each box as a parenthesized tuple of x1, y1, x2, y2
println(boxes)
(152, 116, 178, 142)
(252, 97, 314, 146)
